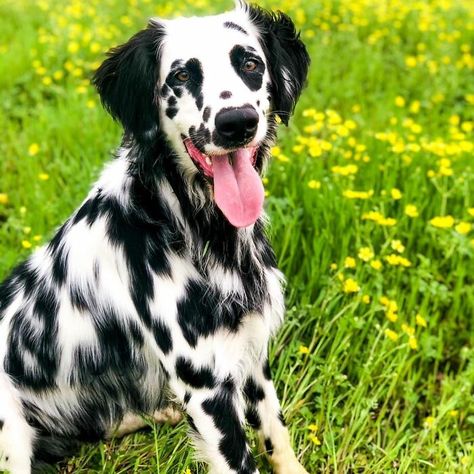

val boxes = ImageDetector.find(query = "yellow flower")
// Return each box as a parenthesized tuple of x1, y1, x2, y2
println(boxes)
(358, 247, 374, 262)
(401, 324, 415, 336)
(332, 164, 358, 176)
(184, 469, 192, 474)
(408, 336, 418, 350)
(405, 204, 419, 217)
(391, 240, 405, 253)
(405, 56, 417, 68)
(299, 345, 310, 355)
(344, 257, 356, 268)
(308, 180, 321, 189)
(468, 208, 474, 217)
(33, 235, 42, 242)
(449, 115, 460, 126)
(343, 278, 360, 293)
(0, 193, 8, 204)
(38, 173, 49, 181)
(386, 310, 398, 322)
(22, 240, 32, 249)
(308, 434, 321, 446)
(384, 329, 398, 341)
(343, 189, 373, 200)
(424, 416, 435, 428)
(42, 76, 52, 86)
(330, 263, 338, 270)
(430, 215, 454, 228)
(68, 41, 80, 53)
(395, 96, 406, 107)
(415, 314, 427, 327)
(308, 424, 318, 432)
(53, 70, 64, 81)
(390, 188, 402, 200)
(370, 259, 382, 270)
(385, 254, 412, 267)
(362, 294, 371, 304)
(28, 143, 40, 156)
(455, 222, 471, 235)
(448, 410, 458, 417)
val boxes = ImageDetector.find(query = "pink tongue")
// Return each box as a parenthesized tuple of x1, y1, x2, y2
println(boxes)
(212, 148, 264, 228)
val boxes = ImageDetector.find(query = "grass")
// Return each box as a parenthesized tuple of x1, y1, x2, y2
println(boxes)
(1, 0, 474, 472)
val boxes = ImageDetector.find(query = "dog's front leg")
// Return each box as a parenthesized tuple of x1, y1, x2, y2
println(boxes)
(244, 361, 308, 474)
(171, 377, 259, 474)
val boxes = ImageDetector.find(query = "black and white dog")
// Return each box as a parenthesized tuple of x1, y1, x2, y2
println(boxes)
(0, 3, 309, 473)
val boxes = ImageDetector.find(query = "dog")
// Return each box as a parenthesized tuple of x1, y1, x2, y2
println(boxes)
(0, 2, 310, 473)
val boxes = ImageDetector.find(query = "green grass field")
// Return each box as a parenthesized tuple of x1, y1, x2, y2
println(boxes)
(1, 0, 474, 472)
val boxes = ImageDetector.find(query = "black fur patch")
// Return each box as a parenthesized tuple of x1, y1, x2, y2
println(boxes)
(230, 45, 265, 91)
(0, 419, 4, 430)
(152, 320, 173, 354)
(184, 58, 204, 110)
(176, 357, 216, 389)
(263, 359, 272, 380)
(264, 438, 274, 455)
(223, 21, 248, 35)
(202, 385, 256, 472)
(245, 406, 261, 429)
(243, 378, 265, 403)
(189, 123, 211, 152)
(220, 90, 232, 99)
(202, 106, 211, 122)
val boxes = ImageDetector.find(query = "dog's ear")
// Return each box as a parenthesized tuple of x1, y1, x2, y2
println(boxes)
(92, 23, 164, 142)
(246, 5, 310, 125)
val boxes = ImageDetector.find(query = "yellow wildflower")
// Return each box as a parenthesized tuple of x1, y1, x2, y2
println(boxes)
(362, 295, 371, 304)
(22, 240, 32, 249)
(386, 310, 398, 322)
(395, 96, 406, 107)
(401, 324, 415, 336)
(424, 416, 435, 428)
(358, 247, 374, 262)
(448, 410, 458, 417)
(415, 314, 427, 327)
(28, 143, 40, 156)
(468, 208, 474, 217)
(405, 204, 419, 217)
(38, 173, 49, 181)
(344, 257, 356, 268)
(384, 329, 398, 341)
(332, 164, 358, 176)
(308, 424, 318, 432)
(370, 259, 382, 270)
(33, 235, 42, 242)
(0, 193, 8, 204)
(343, 190, 373, 200)
(430, 216, 454, 228)
(391, 240, 405, 253)
(330, 263, 338, 270)
(391, 188, 402, 200)
(308, 180, 321, 189)
(308, 434, 321, 446)
(408, 336, 418, 350)
(343, 278, 360, 293)
(299, 345, 310, 355)
(455, 222, 471, 235)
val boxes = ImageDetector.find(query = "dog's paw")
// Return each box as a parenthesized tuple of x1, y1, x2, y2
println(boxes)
(153, 405, 183, 426)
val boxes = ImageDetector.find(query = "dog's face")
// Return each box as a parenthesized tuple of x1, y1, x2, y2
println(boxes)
(93, 4, 310, 228)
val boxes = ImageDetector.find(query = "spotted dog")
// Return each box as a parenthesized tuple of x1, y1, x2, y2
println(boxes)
(0, 3, 310, 473)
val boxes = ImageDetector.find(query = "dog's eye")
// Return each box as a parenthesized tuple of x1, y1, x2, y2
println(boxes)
(243, 60, 258, 72)
(175, 70, 189, 82)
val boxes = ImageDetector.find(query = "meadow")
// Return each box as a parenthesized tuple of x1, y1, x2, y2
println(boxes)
(0, 0, 473, 472)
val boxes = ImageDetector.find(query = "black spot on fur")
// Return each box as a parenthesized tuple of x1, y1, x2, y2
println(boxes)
(202, 387, 256, 472)
(196, 94, 204, 111)
(166, 107, 178, 119)
(264, 438, 274, 455)
(184, 58, 204, 109)
(230, 45, 265, 91)
(244, 378, 265, 403)
(168, 96, 177, 107)
(224, 21, 248, 35)
(263, 359, 272, 380)
(0, 419, 4, 430)
(152, 320, 173, 354)
(175, 357, 216, 389)
(203, 106, 211, 122)
(160, 84, 171, 97)
(245, 407, 261, 429)
(278, 410, 285, 425)
(184, 392, 191, 405)
(220, 90, 232, 99)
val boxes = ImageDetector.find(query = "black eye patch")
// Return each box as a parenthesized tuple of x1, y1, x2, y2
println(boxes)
(229, 45, 265, 92)
(164, 58, 204, 111)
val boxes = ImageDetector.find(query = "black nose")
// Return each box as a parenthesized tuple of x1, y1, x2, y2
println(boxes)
(214, 106, 259, 145)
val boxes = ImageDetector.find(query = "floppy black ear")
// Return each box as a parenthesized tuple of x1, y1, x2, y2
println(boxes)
(246, 5, 310, 125)
(92, 23, 164, 141)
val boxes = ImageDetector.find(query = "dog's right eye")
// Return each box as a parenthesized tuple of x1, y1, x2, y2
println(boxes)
(175, 70, 189, 82)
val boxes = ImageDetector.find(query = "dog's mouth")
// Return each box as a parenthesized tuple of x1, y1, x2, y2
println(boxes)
(183, 138, 264, 228)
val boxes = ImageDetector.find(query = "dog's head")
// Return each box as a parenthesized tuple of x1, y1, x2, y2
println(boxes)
(93, 3, 309, 228)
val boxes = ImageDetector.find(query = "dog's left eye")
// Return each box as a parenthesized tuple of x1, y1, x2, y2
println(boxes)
(175, 70, 189, 82)
(243, 60, 258, 72)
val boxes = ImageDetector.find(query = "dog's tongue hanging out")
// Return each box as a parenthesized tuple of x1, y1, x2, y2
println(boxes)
(212, 148, 264, 228)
